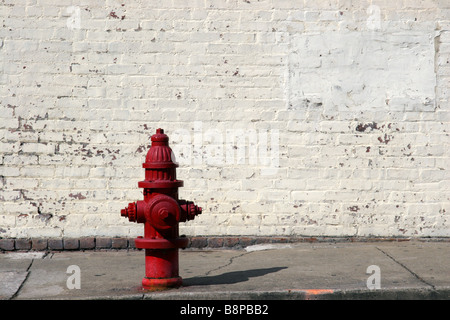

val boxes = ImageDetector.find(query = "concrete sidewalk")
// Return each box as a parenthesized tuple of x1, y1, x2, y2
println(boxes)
(1, 241, 449, 300)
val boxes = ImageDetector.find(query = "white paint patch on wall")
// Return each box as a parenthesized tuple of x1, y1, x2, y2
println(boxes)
(288, 29, 437, 118)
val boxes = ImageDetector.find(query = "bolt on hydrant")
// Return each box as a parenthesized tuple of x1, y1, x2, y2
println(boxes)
(120, 128, 202, 290)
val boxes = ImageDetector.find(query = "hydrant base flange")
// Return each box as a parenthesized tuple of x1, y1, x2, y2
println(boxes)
(142, 277, 183, 290)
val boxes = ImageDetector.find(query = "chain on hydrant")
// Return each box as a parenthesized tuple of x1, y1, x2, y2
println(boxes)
(120, 128, 202, 290)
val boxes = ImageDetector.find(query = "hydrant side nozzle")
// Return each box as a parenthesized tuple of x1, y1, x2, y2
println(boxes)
(121, 202, 137, 222)
(179, 200, 202, 222)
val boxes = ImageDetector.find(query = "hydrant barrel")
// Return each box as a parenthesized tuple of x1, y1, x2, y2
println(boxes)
(143, 249, 181, 288)
(120, 128, 202, 290)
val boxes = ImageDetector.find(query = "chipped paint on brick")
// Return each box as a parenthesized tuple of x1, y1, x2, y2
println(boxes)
(0, 0, 448, 239)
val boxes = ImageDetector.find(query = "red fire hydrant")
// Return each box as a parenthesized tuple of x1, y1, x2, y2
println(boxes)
(120, 128, 202, 290)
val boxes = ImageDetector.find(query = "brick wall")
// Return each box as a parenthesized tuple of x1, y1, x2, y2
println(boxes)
(0, 0, 449, 239)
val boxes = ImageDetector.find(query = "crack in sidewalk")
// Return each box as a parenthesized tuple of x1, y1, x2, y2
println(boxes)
(376, 247, 436, 290)
(204, 251, 251, 276)
(10, 259, 33, 300)
(10, 251, 50, 299)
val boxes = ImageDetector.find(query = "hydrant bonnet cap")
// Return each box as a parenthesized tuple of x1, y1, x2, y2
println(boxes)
(144, 128, 178, 167)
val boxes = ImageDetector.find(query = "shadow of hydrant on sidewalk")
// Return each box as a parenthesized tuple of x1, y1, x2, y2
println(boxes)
(183, 267, 287, 286)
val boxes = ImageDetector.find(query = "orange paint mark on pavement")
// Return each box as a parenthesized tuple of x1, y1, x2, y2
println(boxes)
(287, 289, 335, 299)
(304, 289, 334, 295)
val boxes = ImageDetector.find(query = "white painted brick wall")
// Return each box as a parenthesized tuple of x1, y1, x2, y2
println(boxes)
(0, 0, 449, 239)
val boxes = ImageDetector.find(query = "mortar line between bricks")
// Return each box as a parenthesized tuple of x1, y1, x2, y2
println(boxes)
(376, 247, 436, 290)
(204, 251, 251, 276)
